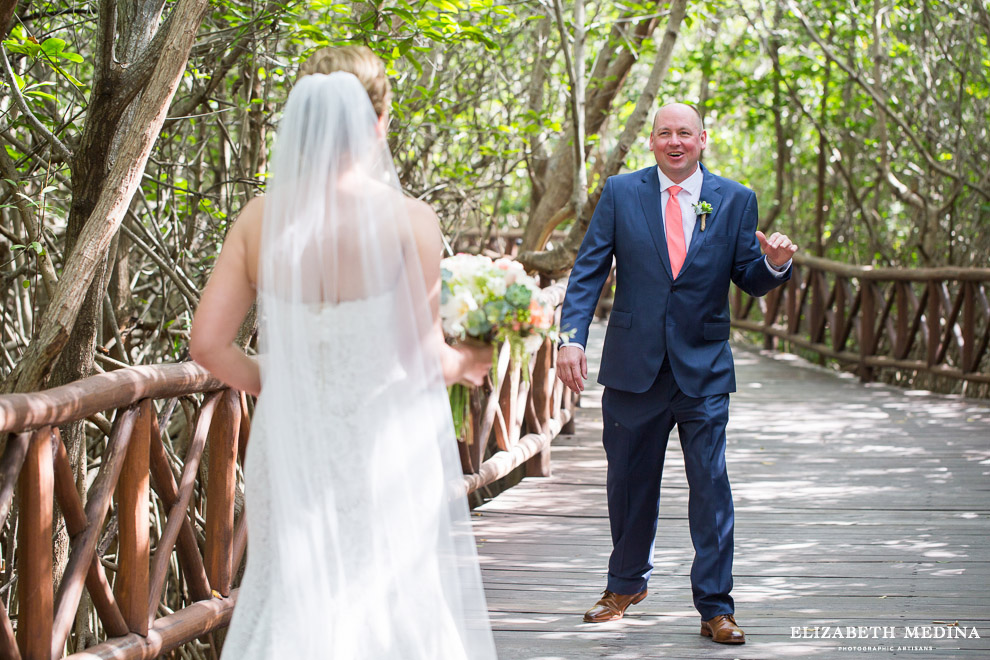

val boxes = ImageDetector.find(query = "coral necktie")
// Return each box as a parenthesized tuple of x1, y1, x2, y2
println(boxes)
(665, 185, 686, 279)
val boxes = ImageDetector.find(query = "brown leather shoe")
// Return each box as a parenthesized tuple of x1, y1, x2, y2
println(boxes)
(582, 589, 647, 623)
(701, 614, 746, 644)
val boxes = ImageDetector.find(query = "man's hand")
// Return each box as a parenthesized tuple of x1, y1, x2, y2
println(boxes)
(756, 230, 798, 269)
(557, 345, 588, 393)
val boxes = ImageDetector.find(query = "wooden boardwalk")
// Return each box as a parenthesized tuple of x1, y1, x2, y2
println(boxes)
(475, 321, 990, 659)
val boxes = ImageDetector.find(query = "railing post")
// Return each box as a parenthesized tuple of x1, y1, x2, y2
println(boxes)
(810, 269, 826, 345)
(560, 388, 578, 435)
(894, 281, 909, 359)
(763, 287, 782, 350)
(786, 265, 801, 337)
(927, 280, 940, 367)
(860, 278, 875, 382)
(495, 359, 522, 451)
(51, 428, 129, 639)
(16, 428, 53, 660)
(834, 276, 847, 354)
(458, 387, 486, 475)
(116, 399, 152, 635)
(525, 338, 554, 478)
(205, 388, 241, 598)
(962, 281, 975, 372)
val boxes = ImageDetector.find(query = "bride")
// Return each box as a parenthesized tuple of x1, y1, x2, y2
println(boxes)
(189, 46, 498, 658)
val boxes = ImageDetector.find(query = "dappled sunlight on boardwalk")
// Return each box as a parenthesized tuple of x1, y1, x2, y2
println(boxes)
(474, 321, 990, 659)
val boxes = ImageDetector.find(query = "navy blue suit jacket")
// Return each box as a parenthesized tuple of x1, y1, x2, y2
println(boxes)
(560, 163, 790, 397)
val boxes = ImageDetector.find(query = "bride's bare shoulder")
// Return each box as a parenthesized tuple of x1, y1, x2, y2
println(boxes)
(228, 196, 265, 284)
(403, 196, 439, 229)
(232, 196, 265, 234)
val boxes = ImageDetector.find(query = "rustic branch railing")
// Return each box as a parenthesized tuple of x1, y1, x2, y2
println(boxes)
(0, 284, 571, 659)
(731, 253, 990, 386)
(455, 282, 575, 492)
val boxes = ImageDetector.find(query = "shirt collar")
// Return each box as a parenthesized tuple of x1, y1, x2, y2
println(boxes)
(656, 164, 704, 196)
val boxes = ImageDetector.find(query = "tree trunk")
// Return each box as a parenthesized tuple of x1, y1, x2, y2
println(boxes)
(518, 0, 689, 273)
(814, 57, 831, 258)
(519, 2, 664, 252)
(1, 0, 211, 397)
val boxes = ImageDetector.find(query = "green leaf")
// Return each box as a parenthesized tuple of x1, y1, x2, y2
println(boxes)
(25, 90, 58, 102)
(39, 38, 83, 64)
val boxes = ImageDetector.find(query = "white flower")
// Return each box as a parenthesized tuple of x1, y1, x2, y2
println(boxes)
(440, 287, 478, 337)
(490, 276, 507, 297)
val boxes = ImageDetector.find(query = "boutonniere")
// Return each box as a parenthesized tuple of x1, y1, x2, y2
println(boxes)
(692, 201, 714, 231)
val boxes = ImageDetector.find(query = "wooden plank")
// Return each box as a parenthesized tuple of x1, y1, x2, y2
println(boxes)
(51, 428, 129, 638)
(525, 356, 555, 477)
(531, 338, 553, 430)
(116, 399, 152, 635)
(232, 510, 249, 579)
(763, 285, 783, 350)
(962, 281, 975, 372)
(859, 277, 876, 381)
(809, 269, 825, 344)
(0, 363, 222, 433)
(0, 601, 20, 660)
(457, 384, 486, 474)
(204, 389, 241, 597)
(471, 342, 512, 472)
(51, 407, 138, 660)
(464, 412, 569, 494)
(873, 281, 895, 354)
(476, 322, 990, 660)
(789, 252, 990, 282)
(894, 280, 910, 358)
(16, 427, 53, 660)
(927, 279, 941, 366)
(837, 279, 860, 351)
(148, 390, 220, 619)
(936, 280, 965, 364)
(972, 284, 990, 372)
(786, 266, 803, 335)
(832, 277, 849, 351)
(63, 591, 237, 660)
(146, 404, 212, 608)
(237, 390, 251, 462)
(495, 359, 522, 450)
(0, 431, 31, 530)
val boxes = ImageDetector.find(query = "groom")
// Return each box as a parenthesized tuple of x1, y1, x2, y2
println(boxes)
(557, 103, 797, 644)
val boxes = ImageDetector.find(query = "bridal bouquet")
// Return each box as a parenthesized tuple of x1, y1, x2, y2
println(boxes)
(441, 254, 564, 437)
(441, 254, 561, 353)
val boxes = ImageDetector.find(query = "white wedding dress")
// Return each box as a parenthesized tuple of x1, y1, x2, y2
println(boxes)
(218, 72, 497, 659)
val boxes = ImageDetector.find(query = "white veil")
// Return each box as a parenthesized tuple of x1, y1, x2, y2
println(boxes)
(223, 72, 496, 659)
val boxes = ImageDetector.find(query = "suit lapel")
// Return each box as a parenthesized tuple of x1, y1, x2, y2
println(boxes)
(679, 165, 723, 276)
(637, 169, 674, 281)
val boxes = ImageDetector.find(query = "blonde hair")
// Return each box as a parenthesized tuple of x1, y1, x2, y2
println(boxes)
(298, 46, 392, 118)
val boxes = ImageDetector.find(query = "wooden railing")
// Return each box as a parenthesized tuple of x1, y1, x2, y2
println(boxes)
(0, 285, 571, 659)
(455, 282, 575, 492)
(0, 365, 242, 660)
(731, 254, 990, 386)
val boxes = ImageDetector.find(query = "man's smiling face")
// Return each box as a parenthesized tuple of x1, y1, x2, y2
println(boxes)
(648, 104, 707, 184)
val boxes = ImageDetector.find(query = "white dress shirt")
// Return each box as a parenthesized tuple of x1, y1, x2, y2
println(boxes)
(658, 165, 704, 252)
(563, 165, 790, 351)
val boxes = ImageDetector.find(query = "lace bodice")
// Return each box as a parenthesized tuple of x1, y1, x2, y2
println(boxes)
(259, 292, 406, 411)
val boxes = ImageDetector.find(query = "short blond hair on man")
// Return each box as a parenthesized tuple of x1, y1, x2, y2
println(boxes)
(298, 45, 392, 118)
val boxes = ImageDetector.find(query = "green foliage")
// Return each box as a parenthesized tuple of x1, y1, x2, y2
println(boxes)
(0, 0, 985, 383)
